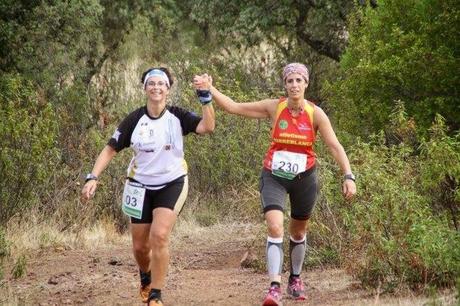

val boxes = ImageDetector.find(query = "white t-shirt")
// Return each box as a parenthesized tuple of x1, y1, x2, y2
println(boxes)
(108, 105, 201, 187)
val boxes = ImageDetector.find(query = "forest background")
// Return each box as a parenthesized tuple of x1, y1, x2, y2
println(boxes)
(0, 0, 459, 300)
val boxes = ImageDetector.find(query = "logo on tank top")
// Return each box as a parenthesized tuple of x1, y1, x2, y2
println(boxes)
(279, 120, 288, 130)
(298, 123, 311, 131)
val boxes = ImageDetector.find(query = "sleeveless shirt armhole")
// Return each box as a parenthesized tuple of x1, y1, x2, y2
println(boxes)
(275, 98, 288, 121)
(304, 100, 315, 126)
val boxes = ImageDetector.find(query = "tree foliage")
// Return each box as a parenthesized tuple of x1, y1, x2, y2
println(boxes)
(327, 0, 460, 136)
(184, 0, 364, 61)
(0, 0, 104, 91)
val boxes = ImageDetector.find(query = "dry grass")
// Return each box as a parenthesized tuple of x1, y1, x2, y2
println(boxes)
(4, 211, 261, 256)
(171, 216, 263, 249)
(5, 215, 130, 256)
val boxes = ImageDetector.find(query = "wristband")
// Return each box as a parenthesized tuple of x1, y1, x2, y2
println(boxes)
(85, 173, 98, 183)
(196, 89, 212, 105)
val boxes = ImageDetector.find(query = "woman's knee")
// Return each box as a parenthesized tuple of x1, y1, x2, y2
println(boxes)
(267, 222, 284, 237)
(289, 219, 309, 240)
(265, 210, 284, 237)
(150, 229, 171, 248)
(132, 240, 150, 255)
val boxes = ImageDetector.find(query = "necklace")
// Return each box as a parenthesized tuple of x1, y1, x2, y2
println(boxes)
(287, 100, 304, 115)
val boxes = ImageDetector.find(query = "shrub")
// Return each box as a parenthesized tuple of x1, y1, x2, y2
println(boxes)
(419, 115, 460, 231)
(329, 121, 460, 290)
(0, 75, 59, 225)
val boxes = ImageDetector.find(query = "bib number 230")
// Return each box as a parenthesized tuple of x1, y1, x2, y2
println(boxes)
(122, 181, 146, 219)
(272, 151, 307, 180)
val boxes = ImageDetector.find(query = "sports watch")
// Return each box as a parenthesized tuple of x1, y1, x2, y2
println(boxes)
(85, 173, 98, 183)
(344, 173, 356, 182)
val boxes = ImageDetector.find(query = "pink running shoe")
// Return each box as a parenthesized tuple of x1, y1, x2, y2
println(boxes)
(287, 276, 306, 300)
(262, 285, 283, 306)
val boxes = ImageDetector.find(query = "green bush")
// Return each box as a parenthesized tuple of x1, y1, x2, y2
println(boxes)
(419, 115, 460, 231)
(0, 75, 59, 224)
(323, 119, 460, 290)
(406, 219, 460, 286)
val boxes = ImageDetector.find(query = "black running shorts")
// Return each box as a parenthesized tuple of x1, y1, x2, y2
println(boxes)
(259, 166, 318, 220)
(130, 175, 188, 224)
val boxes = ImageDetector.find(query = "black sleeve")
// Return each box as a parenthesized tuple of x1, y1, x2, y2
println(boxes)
(107, 107, 145, 152)
(167, 106, 202, 135)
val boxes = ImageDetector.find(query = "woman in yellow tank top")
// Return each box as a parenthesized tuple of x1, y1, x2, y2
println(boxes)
(194, 63, 356, 306)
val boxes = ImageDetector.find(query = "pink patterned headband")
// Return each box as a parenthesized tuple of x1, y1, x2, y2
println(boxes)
(282, 63, 309, 83)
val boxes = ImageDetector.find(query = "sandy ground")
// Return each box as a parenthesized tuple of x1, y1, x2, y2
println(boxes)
(0, 223, 457, 306)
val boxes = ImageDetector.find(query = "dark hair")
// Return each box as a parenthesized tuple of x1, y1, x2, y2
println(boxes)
(141, 67, 174, 87)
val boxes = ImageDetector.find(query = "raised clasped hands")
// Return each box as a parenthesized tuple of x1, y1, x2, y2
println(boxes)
(192, 73, 213, 91)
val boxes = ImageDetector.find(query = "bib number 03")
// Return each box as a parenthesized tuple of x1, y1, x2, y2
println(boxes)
(272, 151, 307, 180)
(122, 181, 146, 219)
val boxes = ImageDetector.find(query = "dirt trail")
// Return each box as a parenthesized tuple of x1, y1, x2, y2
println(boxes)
(1, 226, 456, 306)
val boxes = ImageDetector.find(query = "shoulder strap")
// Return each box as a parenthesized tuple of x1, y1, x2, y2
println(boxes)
(274, 97, 288, 121)
(304, 100, 315, 125)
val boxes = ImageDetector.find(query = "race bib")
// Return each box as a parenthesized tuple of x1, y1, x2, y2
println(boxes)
(271, 151, 307, 180)
(122, 181, 146, 219)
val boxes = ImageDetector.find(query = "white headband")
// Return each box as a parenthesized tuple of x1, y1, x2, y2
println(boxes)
(143, 69, 170, 89)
